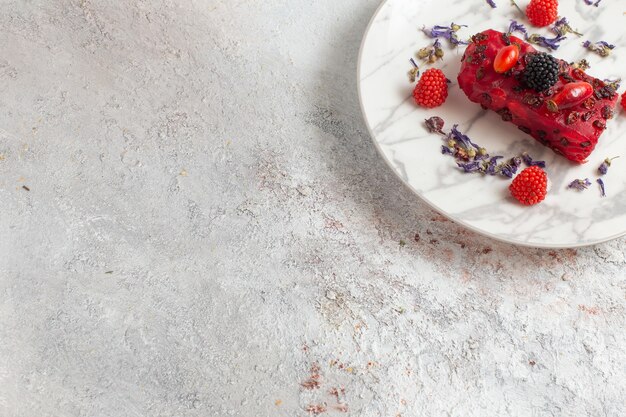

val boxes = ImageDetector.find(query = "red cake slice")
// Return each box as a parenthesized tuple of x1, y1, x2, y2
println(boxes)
(457, 29, 618, 163)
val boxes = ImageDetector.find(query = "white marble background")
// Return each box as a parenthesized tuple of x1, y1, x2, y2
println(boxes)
(0, 1, 625, 416)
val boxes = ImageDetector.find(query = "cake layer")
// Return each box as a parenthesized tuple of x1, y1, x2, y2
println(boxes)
(457, 29, 618, 163)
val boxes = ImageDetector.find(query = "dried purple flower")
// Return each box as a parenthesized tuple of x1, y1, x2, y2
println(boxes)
(551, 17, 582, 37)
(583, 40, 615, 57)
(568, 178, 592, 191)
(457, 161, 482, 173)
(441, 145, 454, 155)
(485, 156, 504, 175)
(423, 23, 469, 46)
(597, 178, 606, 197)
(450, 125, 481, 150)
(486, 0, 497, 7)
(498, 160, 518, 178)
(507, 20, 527, 37)
(521, 152, 547, 168)
(425, 116, 445, 134)
(598, 156, 619, 175)
(417, 39, 444, 64)
(408, 58, 420, 83)
(584, 0, 602, 6)
(526, 33, 566, 51)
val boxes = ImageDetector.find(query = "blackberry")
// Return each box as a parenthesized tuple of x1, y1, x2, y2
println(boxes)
(522, 53, 559, 92)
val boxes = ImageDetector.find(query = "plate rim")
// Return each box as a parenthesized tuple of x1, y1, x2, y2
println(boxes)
(356, 0, 626, 249)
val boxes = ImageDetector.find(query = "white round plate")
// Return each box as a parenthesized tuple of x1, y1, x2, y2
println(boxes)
(358, 0, 626, 248)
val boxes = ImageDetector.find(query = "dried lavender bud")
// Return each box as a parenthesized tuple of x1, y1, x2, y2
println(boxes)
(457, 161, 482, 173)
(598, 156, 619, 175)
(486, 0, 497, 8)
(507, 20, 527, 37)
(597, 178, 606, 197)
(521, 152, 546, 168)
(408, 58, 420, 83)
(450, 125, 481, 150)
(584, 0, 602, 6)
(423, 23, 469, 46)
(425, 116, 445, 134)
(416, 39, 444, 64)
(583, 40, 615, 57)
(486, 156, 504, 175)
(551, 17, 582, 37)
(568, 178, 592, 191)
(526, 33, 566, 51)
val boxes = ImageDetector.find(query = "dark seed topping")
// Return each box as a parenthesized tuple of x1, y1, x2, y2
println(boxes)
(472, 33, 488, 43)
(522, 53, 560, 92)
(476, 45, 487, 53)
(518, 126, 532, 134)
(601, 105, 614, 120)
(560, 73, 576, 83)
(582, 98, 596, 110)
(580, 141, 592, 147)
(595, 85, 617, 100)
(582, 111, 593, 121)
(537, 130, 547, 140)
(560, 137, 570, 146)
(476, 67, 485, 80)
(566, 112, 579, 125)
(481, 93, 492, 106)
(522, 94, 542, 108)
(498, 108, 513, 122)
(593, 120, 606, 130)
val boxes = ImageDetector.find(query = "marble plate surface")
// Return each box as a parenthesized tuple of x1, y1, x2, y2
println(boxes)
(358, 0, 626, 248)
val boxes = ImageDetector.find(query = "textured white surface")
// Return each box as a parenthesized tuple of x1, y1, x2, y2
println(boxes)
(0, 1, 625, 416)
(359, 0, 626, 247)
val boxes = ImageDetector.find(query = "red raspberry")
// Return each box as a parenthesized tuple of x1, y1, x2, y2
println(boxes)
(509, 166, 548, 206)
(413, 69, 448, 108)
(621, 91, 626, 111)
(526, 0, 559, 27)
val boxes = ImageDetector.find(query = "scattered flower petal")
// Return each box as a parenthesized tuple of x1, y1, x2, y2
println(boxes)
(423, 23, 469, 46)
(408, 58, 420, 82)
(597, 178, 606, 197)
(521, 152, 547, 168)
(583, 40, 615, 57)
(551, 17, 582, 37)
(568, 178, 592, 191)
(598, 156, 619, 175)
(584, 0, 602, 6)
(507, 20, 527, 37)
(527, 33, 566, 51)
(417, 39, 444, 64)
(457, 161, 482, 172)
(450, 125, 481, 150)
